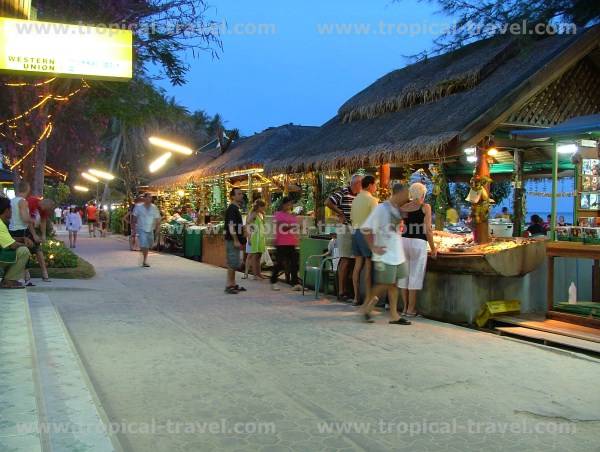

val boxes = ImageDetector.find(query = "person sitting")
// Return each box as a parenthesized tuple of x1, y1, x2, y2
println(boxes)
(524, 215, 547, 238)
(0, 197, 33, 289)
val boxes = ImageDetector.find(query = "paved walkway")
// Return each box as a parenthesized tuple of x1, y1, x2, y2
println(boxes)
(28, 233, 600, 451)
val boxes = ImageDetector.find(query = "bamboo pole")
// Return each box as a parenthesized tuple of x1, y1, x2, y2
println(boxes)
(550, 141, 558, 240)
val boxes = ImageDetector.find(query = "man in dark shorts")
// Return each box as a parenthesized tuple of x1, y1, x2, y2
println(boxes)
(224, 187, 247, 294)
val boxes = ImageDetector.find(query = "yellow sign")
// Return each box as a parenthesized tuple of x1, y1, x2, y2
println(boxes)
(0, 17, 132, 80)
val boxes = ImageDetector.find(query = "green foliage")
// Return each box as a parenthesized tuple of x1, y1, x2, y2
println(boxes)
(43, 182, 70, 206)
(110, 207, 127, 235)
(451, 180, 512, 211)
(30, 240, 78, 269)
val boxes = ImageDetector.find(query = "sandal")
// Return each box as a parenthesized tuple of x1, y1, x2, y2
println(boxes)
(224, 286, 239, 294)
(363, 313, 375, 323)
(389, 318, 412, 325)
(42, 278, 51, 282)
(235, 285, 247, 292)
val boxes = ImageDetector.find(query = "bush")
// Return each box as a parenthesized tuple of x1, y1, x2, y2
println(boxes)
(110, 207, 127, 234)
(30, 240, 78, 268)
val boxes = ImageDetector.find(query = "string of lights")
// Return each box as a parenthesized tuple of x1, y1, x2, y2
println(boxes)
(9, 121, 54, 170)
(0, 80, 88, 127)
(3, 77, 57, 87)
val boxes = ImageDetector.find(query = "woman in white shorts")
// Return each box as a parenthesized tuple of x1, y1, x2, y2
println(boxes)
(398, 183, 437, 317)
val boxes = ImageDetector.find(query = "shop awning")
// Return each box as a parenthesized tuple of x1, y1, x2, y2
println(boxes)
(510, 114, 600, 140)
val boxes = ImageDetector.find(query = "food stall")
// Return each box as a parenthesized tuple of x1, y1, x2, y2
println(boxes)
(512, 115, 600, 328)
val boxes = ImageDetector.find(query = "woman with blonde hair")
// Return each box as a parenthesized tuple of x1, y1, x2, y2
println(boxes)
(244, 199, 267, 280)
(398, 182, 437, 317)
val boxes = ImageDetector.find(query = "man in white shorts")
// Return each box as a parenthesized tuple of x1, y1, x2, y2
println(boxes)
(359, 184, 411, 325)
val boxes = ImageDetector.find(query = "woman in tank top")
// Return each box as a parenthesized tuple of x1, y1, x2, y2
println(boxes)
(398, 183, 437, 317)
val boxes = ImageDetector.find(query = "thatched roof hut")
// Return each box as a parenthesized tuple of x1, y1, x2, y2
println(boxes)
(267, 26, 600, 174)
(150, 124, 318, 189)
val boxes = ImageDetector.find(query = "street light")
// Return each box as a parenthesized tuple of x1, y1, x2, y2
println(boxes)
(73, 185, 89, 192)
(81, 172, 100, 183)
(89, 168, 116, 181)
(149, 136, 193, 155)
(149, 152, 172, 173)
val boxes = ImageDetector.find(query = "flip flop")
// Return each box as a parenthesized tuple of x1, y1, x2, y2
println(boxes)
(389, 318, 412, 325)
(235, 285, 247, 292)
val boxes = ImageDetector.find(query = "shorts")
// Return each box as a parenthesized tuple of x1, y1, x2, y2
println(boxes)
(137, 230, 155, 249)
(226, 240, 241, 269)
(351, 230, 372, 258)
(372, 261, 408, 286)
(336, 225, 353, 258)
(245, 241, 252, 254)
(10, 229, 39, 254)
(397, 238, 428, 290)
(88, 219, 97, 224)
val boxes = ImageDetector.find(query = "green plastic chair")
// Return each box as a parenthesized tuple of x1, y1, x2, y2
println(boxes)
(302, 253, 338, 299)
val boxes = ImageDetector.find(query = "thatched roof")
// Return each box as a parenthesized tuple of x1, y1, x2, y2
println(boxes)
(150, 124, 318, 188)
(267, 27, 600, 174)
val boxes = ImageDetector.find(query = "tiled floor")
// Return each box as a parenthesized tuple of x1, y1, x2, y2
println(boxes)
(0, 290, 42, 452)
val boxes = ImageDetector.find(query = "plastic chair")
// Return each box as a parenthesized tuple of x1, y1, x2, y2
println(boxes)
(302, 254, 338, 299)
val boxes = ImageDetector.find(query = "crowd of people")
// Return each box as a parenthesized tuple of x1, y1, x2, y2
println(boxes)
(222, 175, 438, 326)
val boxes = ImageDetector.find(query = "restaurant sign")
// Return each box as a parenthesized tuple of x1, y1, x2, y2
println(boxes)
(0, 17, 132, 80)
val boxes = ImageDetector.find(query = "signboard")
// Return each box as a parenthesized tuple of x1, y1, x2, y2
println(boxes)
(0, 17, 132, 80)
(0, 0, 32, 19)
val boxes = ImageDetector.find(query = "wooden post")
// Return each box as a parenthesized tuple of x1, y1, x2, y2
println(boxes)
(472, 147, 491, 244)
(379, 164, 390, 200)
(512, 150, 524, 237)
(550, 141, 558, 240)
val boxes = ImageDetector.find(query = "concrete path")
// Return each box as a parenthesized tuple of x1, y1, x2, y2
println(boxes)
(29, 233, 600, 451)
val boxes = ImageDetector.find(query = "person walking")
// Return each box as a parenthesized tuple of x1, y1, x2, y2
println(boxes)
(224, 187, 246, 294)
(131, 193, 161, 268)
(86, 202, 98, 237)
(9, 182, 51, 283)
(350, 175, 379, 306)
(0, 197, 33, 289)
(65, 207, 82, 248)
(271, 197, 302, 291)
(326, 174, 362, 301)
(359, 184, 411, 325)
(399, 182, 437, 318)
(54, 205, 63, 228)
(245, 199, 267, 280)
(98, 207, 108, 237)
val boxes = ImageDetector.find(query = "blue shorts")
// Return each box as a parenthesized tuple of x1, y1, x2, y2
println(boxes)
(226, 240, 241, 269)
(351, 230, 372, 258)
(137, 230, 155, 249)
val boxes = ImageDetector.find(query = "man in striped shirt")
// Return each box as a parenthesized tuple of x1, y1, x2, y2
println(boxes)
(326, 174, 362, 301)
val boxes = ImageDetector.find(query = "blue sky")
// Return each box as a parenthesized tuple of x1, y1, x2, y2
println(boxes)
(157, 0, 443, 135)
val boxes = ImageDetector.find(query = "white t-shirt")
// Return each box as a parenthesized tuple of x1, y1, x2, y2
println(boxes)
(133, 204, 161, 233)
(361, 202, 406, 265)
(54, 207, 62, 218)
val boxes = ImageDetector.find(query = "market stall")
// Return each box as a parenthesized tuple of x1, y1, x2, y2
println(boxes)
(267, 28, 600, 323)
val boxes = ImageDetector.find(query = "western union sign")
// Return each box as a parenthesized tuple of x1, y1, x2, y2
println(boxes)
(0, 17, 132, 80)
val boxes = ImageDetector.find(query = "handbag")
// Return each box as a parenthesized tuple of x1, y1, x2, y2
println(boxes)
(261, 249, 273, 267)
